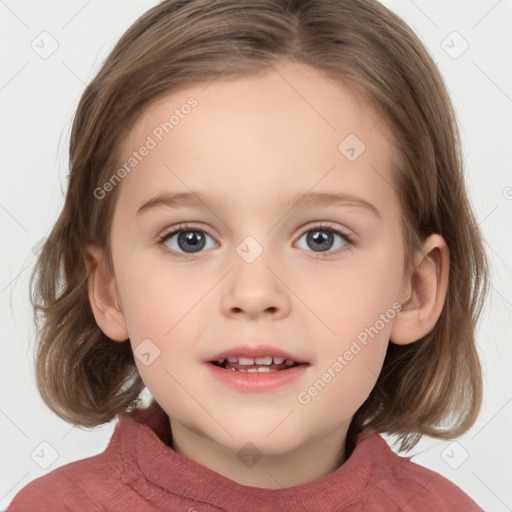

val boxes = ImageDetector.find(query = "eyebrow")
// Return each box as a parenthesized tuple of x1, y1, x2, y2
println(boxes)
(136, 191, 382, 219)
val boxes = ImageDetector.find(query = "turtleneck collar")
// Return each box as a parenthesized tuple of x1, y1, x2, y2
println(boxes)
(118, 399, 378, 511)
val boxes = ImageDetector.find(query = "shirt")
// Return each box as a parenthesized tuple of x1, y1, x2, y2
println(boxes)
(7, 399, 483, 511)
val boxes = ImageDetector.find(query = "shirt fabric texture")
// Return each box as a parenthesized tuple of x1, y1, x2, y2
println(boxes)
(8, 399, 483, 511)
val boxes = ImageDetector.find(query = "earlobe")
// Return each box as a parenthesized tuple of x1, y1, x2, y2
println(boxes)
(390, 234, 450, 345)
(82, 244, 129, 342)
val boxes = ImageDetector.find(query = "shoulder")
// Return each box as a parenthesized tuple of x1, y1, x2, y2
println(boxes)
(359, 432, 483, 511)
(7, 429, 123, 512)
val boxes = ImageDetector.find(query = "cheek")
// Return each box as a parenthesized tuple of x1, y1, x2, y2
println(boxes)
(120, 256, 202, 338)
(310, 246, 402, 342)
(119, 259, 216, 395)
(300, 246, 402, 402)
(121, 263, 207, 406)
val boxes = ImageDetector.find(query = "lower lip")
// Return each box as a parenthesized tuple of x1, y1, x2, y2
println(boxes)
(205, 362, 309, 392)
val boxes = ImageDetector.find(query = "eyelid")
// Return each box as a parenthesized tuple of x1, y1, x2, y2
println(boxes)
(301, 220, 353, 236)
(158, 221, 353, 239)
(158, 222, 216, 241)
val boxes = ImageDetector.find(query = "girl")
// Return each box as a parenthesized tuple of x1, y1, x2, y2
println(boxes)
(8, 0, 490, 510)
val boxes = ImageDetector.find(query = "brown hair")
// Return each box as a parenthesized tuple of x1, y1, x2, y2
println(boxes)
(30, 0, 490, 452)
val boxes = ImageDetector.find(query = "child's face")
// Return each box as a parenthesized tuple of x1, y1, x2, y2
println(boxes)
(109, 60, 410, 458)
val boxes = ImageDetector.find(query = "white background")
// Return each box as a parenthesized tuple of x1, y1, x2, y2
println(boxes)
(0, 1, 511, 510)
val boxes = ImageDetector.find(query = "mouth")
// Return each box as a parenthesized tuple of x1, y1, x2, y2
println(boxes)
(209, 356, 308, 372)
(205, 348, 310, 392)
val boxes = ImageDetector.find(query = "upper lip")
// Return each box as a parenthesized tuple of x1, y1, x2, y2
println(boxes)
(207, 344, 309, 364)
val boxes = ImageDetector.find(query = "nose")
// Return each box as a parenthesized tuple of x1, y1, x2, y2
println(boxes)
(220, 251, 291, 320)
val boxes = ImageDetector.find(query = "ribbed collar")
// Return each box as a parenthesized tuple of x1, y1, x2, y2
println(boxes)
(118, 400, 379, 511)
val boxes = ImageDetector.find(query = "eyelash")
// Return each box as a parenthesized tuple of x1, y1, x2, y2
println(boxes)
(157, 222, 354, 260)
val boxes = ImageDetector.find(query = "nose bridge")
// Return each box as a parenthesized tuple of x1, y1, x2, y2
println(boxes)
(221, 232, 289, 317)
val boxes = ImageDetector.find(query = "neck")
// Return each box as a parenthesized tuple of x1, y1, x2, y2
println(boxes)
(168, 419, 351, 489)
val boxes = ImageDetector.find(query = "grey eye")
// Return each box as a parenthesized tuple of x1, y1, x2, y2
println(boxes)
(163, 229, 217, 254)
(295, 228, 349, 253)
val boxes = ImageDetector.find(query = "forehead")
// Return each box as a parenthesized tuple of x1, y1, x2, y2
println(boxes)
(115, 61, 397, 217)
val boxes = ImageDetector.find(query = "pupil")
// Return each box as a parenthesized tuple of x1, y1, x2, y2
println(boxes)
(308, 230, 332, 251)
(178, 231, 206, 253)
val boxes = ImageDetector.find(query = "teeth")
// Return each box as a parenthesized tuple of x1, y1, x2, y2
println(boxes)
(254, 356, 272, 365)
(218, 356, 295, 365)
(230, 367, 276, 372)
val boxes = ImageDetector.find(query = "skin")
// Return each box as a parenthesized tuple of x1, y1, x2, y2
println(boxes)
(83, 59, 449, 489)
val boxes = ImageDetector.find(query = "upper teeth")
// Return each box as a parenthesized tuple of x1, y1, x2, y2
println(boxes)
(218, 356, 295, 366)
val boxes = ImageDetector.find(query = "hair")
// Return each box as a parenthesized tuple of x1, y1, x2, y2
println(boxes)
(30, 0, 490, 452)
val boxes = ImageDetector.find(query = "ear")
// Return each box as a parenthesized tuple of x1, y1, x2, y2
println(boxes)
(82, 244, 129, 342)
(390, 233, 450, 345)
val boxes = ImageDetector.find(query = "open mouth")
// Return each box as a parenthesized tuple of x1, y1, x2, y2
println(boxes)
(210, 356, 307, 373)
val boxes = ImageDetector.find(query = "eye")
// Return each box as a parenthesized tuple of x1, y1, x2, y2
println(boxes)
(295, 222, 353, 259)
(158, 224, 217, 257)
(157, 222, 354, 259)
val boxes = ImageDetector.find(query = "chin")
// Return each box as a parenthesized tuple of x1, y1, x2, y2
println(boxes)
(216, 424, 305, 455)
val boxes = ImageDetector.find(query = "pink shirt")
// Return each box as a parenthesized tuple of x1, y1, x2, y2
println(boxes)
(8, 400, 483, 511)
